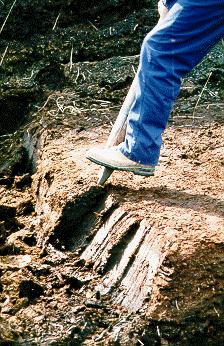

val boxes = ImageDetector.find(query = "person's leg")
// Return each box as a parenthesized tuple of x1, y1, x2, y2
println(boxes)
(119, 0, 224, 166)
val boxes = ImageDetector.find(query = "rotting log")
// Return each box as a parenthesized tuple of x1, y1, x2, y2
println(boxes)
(19, 110, 224, 345)
(31, 125, 174, 313)
(82, 215, 169, 312)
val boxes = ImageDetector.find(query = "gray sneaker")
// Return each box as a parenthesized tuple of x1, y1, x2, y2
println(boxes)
(86, 146, 155, 176)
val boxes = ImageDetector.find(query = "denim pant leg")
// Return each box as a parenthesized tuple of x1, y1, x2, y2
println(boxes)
(119, 0, 224, 166)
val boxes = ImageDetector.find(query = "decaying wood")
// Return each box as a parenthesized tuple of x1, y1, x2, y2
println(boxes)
(82, 215, 165, 312)
(28, 113, 224, 318)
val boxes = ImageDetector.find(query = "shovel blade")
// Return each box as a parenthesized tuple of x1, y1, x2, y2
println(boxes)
(98, 167, 113, 185)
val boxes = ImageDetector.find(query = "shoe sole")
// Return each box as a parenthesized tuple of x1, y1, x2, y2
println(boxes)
(87, 155, 155, 177)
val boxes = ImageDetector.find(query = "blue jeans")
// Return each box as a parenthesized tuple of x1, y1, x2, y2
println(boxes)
(119, 0, 224, 165)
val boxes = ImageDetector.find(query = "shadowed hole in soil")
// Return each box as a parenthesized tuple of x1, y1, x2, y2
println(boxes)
(0, 244, 21, 256)
(27, 265, 51, 278)
(17, 200, 35, 216)
(0, 205, 16, 220)
(35, 63, 66, 90)
(98, 75, 132, 91)
(65, 277, 84, 290)
(0, 145, 34, 178)
(11, 147, 33, 177)
(0, 96, 31, 136)
(14, 174, 32, 190)
(49, 187, 108, 251)
(19, 280, 44, 302)
(22, 234, 37, 247)
(0, 205, 21, 248)
(0, 177, 14, 187)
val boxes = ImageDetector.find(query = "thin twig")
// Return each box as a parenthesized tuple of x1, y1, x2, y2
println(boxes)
(88, 20, 98, 31)
(93, 99, 111, 103)
(35, 95, 52, 113)
(177, 103, 224, 111)
(56, 96, 64, 112)
(133, 24, 139, 32)
(52, 12, 61, 31)
(0, 0, 17, 35)
(69, 44, 73, 71)
(214, 307, 220, 317)
(176, 125, 209, 129)
(175, 299, 180, 310)
(80, 105, 119, 112)
(102, 113, 113, 126)
(75, 66, 80, 83)
(0, 45, 8, 66)
(192, 71, 212, 120)
(132, 65, 137, 75)
(121, 54, 140, 60)
(172, 115, 204, 119)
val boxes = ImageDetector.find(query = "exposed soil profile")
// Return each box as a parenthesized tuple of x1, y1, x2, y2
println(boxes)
(0, 0, 224, 345)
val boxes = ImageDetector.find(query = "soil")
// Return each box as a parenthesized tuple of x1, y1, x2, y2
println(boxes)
(0, 1, 224, 345)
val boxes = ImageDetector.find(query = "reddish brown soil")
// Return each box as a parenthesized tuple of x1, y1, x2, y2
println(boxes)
(0, 96, 223, 344)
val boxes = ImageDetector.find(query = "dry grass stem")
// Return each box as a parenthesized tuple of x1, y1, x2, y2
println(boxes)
(69, 45, 74, 70)
(35, 95, 52, 114)
(214, 307, 220, 317)
(75, 67, 80, 83)
(121, 54, 139, 60)
(101, 113, 113, 126)
(184, 103, 224, 110)
(94, 99, 111, 103)
(0, 45, 8, 66)
(173, 115, 204, 119)
(192, 71, 213, 120)
(0, 0, 17, 35)
(156, 325, 161, 337)
(132, 65, 137, 75)
(88, 20, 98, 31)
(52, 12, 61, 31)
